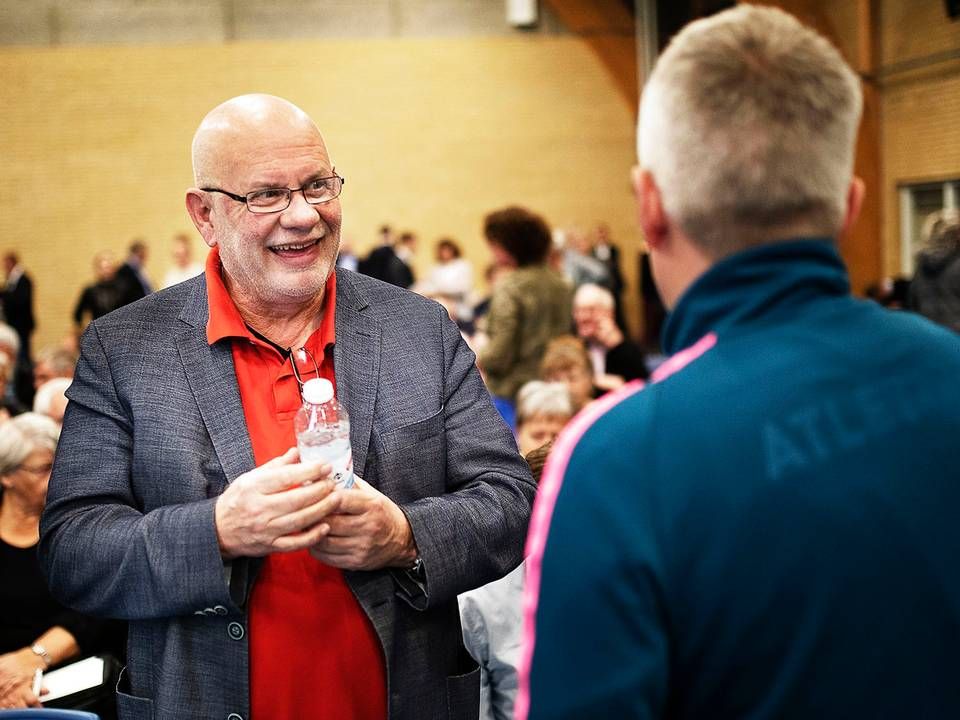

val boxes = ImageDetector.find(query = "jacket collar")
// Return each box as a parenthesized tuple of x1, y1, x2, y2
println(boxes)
(662, 238, 849, 355)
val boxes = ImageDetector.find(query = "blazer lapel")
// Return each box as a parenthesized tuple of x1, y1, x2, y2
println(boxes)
(333, 270, 381, 481)
(176, 279, 255, 485)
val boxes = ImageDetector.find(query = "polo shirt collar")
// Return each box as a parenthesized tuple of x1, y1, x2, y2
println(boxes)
(204, 246, 337, 350)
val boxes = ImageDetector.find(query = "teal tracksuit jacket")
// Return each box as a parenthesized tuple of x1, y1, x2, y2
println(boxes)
(521, 240, 960, 719)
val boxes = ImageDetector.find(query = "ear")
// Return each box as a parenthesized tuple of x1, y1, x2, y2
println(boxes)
(185, 189, 217, 248)
(632, 167, 669, 251)
(840, 176, 866, 237)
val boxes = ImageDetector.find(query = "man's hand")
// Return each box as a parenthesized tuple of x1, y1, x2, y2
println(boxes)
(594, 313, 624, 349)
(214, 447, 343, 559)
(309, 478, 417, 571)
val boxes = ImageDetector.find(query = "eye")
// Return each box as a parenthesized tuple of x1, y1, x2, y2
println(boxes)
(248, 188, 288, 204)
(306, 178, 334, 194)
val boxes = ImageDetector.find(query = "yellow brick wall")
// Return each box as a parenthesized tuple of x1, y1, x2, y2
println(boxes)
(0, 37, 641, 351)
(880, 0, 960, 67)
(879, 0, 960, 274)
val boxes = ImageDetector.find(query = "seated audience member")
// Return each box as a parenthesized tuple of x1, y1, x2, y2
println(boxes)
(0, 414, 116, 710)
(514, 381, 573, 457)
(32, 347, 78, 392)
(33, 378, 71, 426)
(459, 437, 557, 720)
(909, 209, 960, 332)
(478, 207, 572, 403)
(521, 7, 960, 720)
(539, 336, 595, 413)
(73, 251, 123, 330)
(573, 283, 649, 389)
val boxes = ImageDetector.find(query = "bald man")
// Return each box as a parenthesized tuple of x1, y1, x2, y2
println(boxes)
(40, 95, 534, 720)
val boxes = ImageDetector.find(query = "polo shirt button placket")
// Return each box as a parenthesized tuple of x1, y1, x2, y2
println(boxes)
(227, 621, 244, 641)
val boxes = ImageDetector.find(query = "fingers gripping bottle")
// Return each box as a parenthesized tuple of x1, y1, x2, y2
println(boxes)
(294, 378, 355, 489)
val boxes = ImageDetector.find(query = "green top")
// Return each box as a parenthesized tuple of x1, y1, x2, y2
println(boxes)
(479, 265, 572, 400)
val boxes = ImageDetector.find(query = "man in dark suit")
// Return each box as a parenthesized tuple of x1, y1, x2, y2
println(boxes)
(1, 252, 35, 362)
(114, 240, 152, 307)
(1, 252, 36, 407)
(40, 94, 534, 720)
(361, 226, 415, 289)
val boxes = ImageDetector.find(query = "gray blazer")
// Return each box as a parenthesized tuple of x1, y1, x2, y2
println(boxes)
(39, 269, 535, 720)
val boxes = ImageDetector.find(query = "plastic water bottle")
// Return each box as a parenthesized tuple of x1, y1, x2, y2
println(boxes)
(294, 378, 355, 489)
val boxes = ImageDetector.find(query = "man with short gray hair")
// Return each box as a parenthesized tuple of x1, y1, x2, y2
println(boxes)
(520, 6, 960, 719)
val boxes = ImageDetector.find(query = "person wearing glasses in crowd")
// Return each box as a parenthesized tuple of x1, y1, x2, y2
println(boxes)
(0, 414, 118, 711)
(520, 6, 960, 720)
(40, 94, 534, 720)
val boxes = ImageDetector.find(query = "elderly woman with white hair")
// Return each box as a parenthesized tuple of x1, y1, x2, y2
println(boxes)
(0, 413, 109, 709)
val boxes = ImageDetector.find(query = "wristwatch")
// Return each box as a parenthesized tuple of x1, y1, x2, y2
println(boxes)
(408, 555, 425, 580)
(30, 643, 52, 668)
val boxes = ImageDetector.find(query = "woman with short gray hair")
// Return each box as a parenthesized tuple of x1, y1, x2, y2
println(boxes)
(0, 413, 109, 710)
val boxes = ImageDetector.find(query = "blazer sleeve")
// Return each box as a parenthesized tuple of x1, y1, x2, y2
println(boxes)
(38, 323, 239, 621)
(398, 308, 536, 608)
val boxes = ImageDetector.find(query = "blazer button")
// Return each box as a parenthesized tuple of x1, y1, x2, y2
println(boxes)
(227, 622, 244, 641)
(213, 605, 228, 616)
(227, 714, 244, 720)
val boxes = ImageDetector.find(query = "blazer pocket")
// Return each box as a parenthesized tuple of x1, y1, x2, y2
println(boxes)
(116, 688, 155, 720)
(116, 666, 155, 720)
(380, 406, 444, 455)
(445, 659, 481, 720)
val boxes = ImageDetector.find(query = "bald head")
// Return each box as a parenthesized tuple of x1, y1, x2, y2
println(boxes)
(191, 94, 325, 188)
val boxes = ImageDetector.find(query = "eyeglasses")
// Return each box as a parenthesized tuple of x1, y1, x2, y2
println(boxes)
(202, 173, 345, 214)
(288, 347, 320, 394)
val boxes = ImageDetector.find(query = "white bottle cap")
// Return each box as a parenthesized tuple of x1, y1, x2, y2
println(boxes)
(301, 377, 334, 405)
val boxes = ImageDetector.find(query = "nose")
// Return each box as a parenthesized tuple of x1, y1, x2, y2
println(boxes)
(279, 190, 322, 231)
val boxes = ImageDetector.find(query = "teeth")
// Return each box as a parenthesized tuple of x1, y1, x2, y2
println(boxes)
(272, 239, 318, 251)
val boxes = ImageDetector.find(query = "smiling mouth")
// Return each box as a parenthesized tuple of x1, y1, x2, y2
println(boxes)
(269, 238, 321, 253)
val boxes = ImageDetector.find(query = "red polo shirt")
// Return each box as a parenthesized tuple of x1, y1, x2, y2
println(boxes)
(204, 248, 387, 720)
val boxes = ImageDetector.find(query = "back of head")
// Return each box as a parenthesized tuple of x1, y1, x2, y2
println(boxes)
(639, 5, 862, 257)
(35, 346, 78, 379)
(484, 206, 553, 267)
(34, 377, 72, 417)
(515, 380, 574, 425)
(540, 335, 591, 377)
(0, 412, 60, 476)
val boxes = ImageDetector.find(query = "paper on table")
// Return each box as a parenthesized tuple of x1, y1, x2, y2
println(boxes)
(40, 656, 105, 702)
